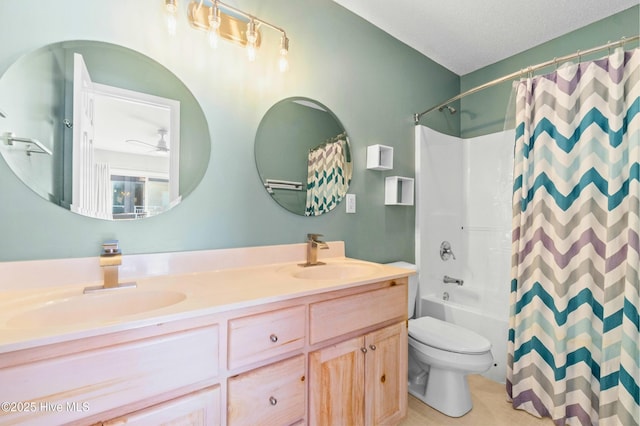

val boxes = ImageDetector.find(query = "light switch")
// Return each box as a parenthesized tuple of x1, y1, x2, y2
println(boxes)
(346, 193, 356, 213)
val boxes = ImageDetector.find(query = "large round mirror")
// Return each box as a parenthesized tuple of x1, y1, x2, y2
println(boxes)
(0, 40, 210, 220)
(255, 97, 352, 216)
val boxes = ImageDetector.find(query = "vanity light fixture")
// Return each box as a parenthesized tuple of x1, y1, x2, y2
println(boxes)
(167, 0, 290, 72)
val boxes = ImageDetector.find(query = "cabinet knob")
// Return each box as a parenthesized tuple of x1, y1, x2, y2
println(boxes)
(270, 334, 278, 343)
(369, 344, 377, 351)
(360, 347, 367, 353)
(269, 396, 278, 406)
(381, 374, 386, 383)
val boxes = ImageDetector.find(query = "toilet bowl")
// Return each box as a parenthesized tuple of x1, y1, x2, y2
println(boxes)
(408, 316, 493, 417)
(384, 262, 494, 418)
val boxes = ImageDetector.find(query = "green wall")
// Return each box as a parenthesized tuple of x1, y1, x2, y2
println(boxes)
(0, 0, 458, 262)
(460, 5, 639, 138)
(3, 1, 633, 263)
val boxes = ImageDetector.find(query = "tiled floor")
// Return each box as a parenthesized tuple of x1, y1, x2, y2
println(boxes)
(399, 375, 555, 426)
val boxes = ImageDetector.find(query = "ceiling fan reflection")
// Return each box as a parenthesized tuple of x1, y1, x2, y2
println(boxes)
(126, 128, 169, 153)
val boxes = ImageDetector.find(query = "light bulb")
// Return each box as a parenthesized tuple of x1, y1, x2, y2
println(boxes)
(164, 0, 178, 36)
(208, 29, 219, 48)
(167, 14, 177, 36)
(279, 52, 288, 72)
(247, 43, 257, 61)
(208, 5, 220, 49)
(279, 35, 289, 72)
(246, 20, 257, 62)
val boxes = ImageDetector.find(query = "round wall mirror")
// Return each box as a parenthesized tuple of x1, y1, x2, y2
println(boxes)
(255, 97, 352, 216)
(0, 40, 210, 220)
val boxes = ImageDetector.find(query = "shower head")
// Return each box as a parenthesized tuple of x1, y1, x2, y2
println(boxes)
(438, 105, 457, 114)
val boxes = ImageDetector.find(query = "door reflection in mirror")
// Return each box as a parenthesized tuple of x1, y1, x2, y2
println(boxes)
(0, 40, 210, 221)
(71, 53, 179, 220)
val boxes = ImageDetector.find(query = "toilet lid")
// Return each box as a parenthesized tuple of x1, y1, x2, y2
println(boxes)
(409, 316, 491, 354)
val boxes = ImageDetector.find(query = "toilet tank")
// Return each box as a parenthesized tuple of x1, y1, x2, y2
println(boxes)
(385, 262, 418, 318)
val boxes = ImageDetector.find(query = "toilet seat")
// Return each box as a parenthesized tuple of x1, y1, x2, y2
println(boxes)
(409, 316, 491, 354)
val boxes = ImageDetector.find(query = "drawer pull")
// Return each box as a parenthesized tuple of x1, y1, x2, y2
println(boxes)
(360, 347, 367, 353)
(381, 374, 386, 383)
(269, 396, 278, 406)
(369, 344, 377, 351)
(270, 334, 278, 343)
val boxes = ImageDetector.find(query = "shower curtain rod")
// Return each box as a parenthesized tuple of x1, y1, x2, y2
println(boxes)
(413, 34, 640, 124)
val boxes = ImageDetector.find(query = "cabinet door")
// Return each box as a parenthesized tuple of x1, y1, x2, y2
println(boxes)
(103, 386, 221, 426)
(365, 322, 408, 426)
(309, 336, 366, 426)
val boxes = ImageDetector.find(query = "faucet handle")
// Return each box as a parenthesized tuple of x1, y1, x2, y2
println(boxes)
(307, 233, 324, 242)
(102, 240, 121, 255)
(439, 241, 456, 261)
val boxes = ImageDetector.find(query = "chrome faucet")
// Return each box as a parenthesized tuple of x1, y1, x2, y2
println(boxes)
(300, 233, 329, 267)
(443, 275, 464, 286)
(83, 240, 136, 293)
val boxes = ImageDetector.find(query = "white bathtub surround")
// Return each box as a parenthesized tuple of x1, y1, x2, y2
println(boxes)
(415, 126, 514, 383)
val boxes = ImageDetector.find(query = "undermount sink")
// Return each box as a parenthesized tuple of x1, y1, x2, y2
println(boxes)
(288, 262, 380, 280)
(7, 289, 186, 329)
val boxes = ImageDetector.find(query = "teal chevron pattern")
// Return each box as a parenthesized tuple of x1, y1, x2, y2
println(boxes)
(507, 47, 640, 426)
(305, 138, 352, 216)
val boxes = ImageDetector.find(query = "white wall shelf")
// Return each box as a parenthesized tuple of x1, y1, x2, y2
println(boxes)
(384, 176, 414, 206)
(366, 144, 393, 170)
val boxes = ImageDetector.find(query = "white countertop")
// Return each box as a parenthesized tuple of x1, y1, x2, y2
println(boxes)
(0, 254, 414, 354)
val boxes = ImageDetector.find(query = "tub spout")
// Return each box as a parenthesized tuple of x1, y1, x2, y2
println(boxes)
(443, 275, 464, 286)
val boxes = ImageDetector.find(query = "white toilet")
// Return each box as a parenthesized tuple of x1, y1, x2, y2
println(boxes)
(387, 262, 494, 418)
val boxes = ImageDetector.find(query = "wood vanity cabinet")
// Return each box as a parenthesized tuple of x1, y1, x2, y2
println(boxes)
(308, 281, 408, 426)
(227, 354, 306, 425)
(101, 387, 221, 425)
(0, 276, 408, 426)
(0, 322, 221, 426)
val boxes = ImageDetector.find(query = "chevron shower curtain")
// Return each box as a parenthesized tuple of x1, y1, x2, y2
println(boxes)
(508, 47, 639, 425)
(305, 139, 351, 216)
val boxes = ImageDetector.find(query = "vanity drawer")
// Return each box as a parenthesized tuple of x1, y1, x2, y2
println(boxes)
(228, 305, 305, 369)
(103, 386, 221, 425)
(309, 280, 407, 344)
(227, 354, 306, 426)
(0, 325, 219, 425)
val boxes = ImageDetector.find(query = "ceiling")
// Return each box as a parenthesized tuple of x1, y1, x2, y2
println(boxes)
(332, 0, 638, 75)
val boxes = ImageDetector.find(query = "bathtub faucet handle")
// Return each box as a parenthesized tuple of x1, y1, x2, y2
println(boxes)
(440, 241, 456, 260)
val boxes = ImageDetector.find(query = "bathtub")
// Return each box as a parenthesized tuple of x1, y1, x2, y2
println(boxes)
(418, 292, 509, 383)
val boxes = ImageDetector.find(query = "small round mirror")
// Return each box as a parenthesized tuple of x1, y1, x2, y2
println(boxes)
(255, 97, 352, 216)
